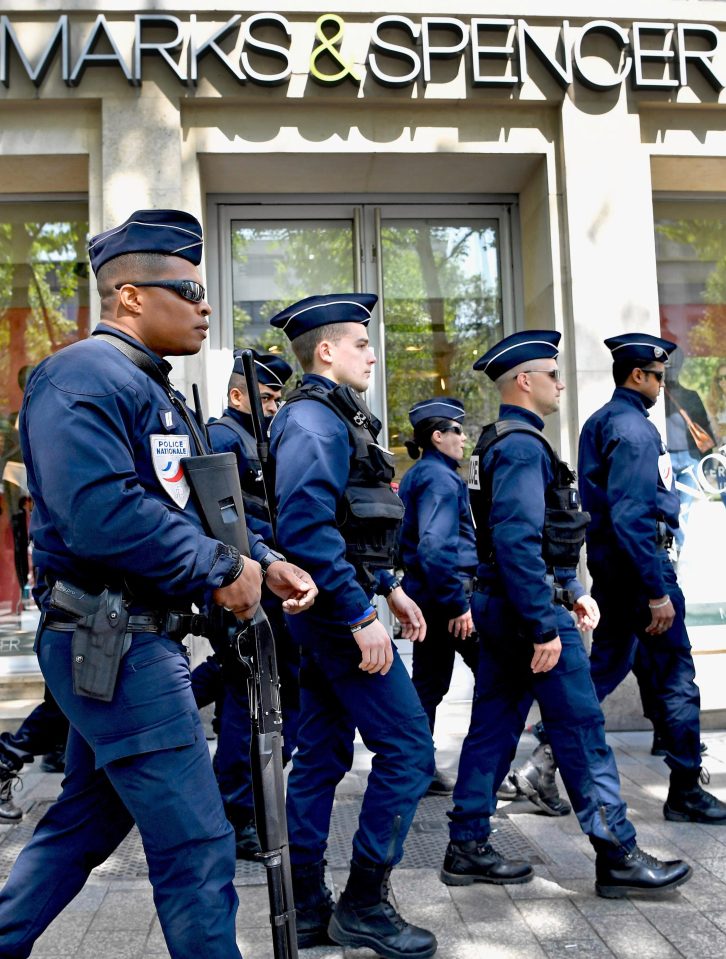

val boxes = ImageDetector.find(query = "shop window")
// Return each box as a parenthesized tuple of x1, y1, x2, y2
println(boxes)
(654, 199, 726, 700)
(0, 200, 88, 632)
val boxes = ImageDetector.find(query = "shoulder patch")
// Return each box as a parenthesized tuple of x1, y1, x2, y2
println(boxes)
(150, 434, 191, 507)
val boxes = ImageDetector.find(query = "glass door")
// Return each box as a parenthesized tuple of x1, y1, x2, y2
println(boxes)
(215, 199, 517, 474)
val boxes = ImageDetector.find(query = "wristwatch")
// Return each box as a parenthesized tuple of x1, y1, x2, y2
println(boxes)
(379, 577, 401, 598)
(260, 549, 286, 576)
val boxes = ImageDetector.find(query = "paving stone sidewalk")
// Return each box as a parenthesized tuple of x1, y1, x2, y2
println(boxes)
(2, 664, 726, 959)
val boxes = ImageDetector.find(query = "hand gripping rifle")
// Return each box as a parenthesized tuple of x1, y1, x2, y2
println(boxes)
(182, 452, 298, 959)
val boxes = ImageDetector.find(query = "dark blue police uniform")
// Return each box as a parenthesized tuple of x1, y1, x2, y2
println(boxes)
(266, 294, 436, 958)
(0, 211, 268, 959)
(578, 348, 701, 775)
(450, 402, 635, 851)
(200, 350, 300, 841)
(398, 399, 478, 734)
(270, 372, 433, 867)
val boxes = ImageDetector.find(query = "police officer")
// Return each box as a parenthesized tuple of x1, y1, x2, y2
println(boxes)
(398, 397, 479, 795)
(193, 347, 300, 859)
(443, 330, 691, 898)
(269, 294, 437, 958)
(579, 332, 726, 824)
(0, 209, 316, 959)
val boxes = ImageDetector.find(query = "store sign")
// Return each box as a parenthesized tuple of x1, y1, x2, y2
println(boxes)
(1, 13, 724, 93)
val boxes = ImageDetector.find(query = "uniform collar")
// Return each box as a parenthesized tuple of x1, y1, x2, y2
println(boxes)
(498, 403, 545, 431)
(612, 386, 651, 415)
(423, 447, 461, 471)
(92, 323, 173, 378)
(302, 372, 337, 390)
(224, 407, 254, 433)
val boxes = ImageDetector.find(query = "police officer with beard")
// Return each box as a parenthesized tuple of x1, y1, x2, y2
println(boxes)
(269, 294, 437, 958)
(443, 330, 691, 899)
(579, 332, 726, 825)
(0, 210, 316, 959)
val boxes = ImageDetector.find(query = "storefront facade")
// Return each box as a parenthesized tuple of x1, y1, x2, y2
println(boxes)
(2, 2, 726, 721)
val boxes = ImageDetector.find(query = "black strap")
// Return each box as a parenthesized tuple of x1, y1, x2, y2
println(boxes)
(94, 332, 208, 456)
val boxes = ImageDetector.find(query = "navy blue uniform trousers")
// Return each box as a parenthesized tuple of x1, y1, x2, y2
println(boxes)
(450, 592, 636, 849)
(589, 552, 701, 773)
(285, 613, 434, 868)
(0, 627, 241, 959)
(410, 600, 479, 734)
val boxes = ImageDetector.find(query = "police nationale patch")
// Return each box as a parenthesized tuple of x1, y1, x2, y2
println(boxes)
(150, 434, 191, 508)
(468, 455, 481, 490)
(658, 448, 674, 490)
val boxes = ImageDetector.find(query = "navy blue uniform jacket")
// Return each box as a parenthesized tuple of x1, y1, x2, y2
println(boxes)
(20, 325, 266, 610)
(398, 448, 477, 616)
(578, 387, 680, 597)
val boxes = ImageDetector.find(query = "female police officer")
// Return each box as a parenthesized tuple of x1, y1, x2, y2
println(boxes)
(398, 397, 479, 794)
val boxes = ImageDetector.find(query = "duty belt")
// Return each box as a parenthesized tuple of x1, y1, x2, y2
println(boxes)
(474, 575, 575, 610)
(43, 609, 208, 643)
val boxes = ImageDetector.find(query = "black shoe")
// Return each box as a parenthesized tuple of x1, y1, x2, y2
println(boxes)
(664, 768, 726, 824)
(511, 744, 571, 817)
(425, 767, 455, 796)
(291, 860, 335, 948)
(233, 820, 262, 861)
(496, 776, 520, 801)
(595, 845, 692, 899)
(440, 840, 533, 886)
(0, 759, 22, 823)
(328, 861, 437, 959)
(39, 746, 66, 774)
(526, 721, 548, 744)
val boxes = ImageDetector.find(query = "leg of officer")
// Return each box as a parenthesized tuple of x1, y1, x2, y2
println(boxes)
(0, 726, 135, 957)
(443, 592, 535, 885)
(411, 603, 459, 733)
(12, 626, 240, 959)
(538, 611, 634, 846)
(588, 576, 639, 702)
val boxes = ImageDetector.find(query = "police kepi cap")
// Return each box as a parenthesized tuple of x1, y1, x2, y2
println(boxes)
(87, 209, 203, 276)
(269, 293, 378, 341)
(604, 332, 677, 364)
(473, 330, 561, 380)
(232, 348, 293, 388)
(409, 397, 465, 427)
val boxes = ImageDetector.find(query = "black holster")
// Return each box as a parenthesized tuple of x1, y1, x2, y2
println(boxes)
(51, 581, 130, 702)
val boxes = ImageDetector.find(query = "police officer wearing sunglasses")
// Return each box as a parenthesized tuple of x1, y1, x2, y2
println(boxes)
(397, 398, 479, 795)
(579, 332, 726, 825)
(442, 330, 691, 898)
(0, 209, 317, 959)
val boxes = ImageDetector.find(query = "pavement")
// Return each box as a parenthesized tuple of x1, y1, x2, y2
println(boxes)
(2, 654, 726, 959)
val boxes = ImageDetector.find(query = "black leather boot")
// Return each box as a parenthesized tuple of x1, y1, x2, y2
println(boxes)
(0, 757, 22, 823)
(440, 840, 533, 886)
(595, 844, 692, 898)
(291, 860, 335, 948)
(328, 860, 437, 959)
(664, 767, 726, 824)
(496, 776, 520, 801)
(511, 743, 571, 817)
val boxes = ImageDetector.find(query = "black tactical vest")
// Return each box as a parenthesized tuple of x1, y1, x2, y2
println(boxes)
(284, 383, 405, 570)
(468, 419, 590, 568)
(208, 416, 268, 522)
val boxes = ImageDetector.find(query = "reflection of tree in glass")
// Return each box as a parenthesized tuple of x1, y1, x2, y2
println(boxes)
(381, 222, 503, 477)
(0, 217, 88, 474)
(231, 224, 353, 363)
(657, 219, 726, 361)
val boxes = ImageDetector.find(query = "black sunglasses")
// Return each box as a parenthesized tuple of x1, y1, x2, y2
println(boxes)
(440, 424, 464, 435)
(639, 368, 664, 382)
(114, 279, 206, 303)
(521, 369, 562, 381)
